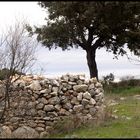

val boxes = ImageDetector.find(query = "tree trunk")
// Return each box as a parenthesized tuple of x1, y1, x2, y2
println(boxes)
(86, 48, 98, 80)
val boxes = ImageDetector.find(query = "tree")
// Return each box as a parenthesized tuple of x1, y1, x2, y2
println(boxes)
(28, 1, 140, 79)
(102, 73, 115, 85)
(0, 20, 37, 121)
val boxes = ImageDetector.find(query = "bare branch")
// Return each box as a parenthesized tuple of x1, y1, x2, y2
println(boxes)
(0, 19, 37, 121)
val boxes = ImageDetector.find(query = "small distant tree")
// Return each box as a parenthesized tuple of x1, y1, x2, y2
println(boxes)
(0, 20, 37, 121)
(103, 73, 115, 85)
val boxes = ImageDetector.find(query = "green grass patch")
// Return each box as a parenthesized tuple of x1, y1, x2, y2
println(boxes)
(103, 79, 140, 95)
(104, 86, 140, 96)
(111, 86, 140, 94)
(48, 93, 140, 138)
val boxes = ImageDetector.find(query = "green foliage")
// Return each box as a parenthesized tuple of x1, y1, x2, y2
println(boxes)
(103, 78, 140, 95)
(28, 2, 140, 79)
(0, 68, 10, 80)
(102, 73, 115, 84)
(111, 87, 140, 95)
(33, 1, 140, 57)
(0, 68, 25, 80)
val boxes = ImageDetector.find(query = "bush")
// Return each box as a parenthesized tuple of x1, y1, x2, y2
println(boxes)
(103, 78, 140, 94)
(102, 73, 115, 85)
(102, 74, 140, 94)
(51, 115, 83, 135)
(0, 68, 25, 80)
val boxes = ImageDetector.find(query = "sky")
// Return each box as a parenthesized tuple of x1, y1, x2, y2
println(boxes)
(0, 2, 140, 80)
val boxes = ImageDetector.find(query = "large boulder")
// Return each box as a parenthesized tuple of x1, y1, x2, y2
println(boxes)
(12, 126, 39, 138)
(0, 126, 12, 138)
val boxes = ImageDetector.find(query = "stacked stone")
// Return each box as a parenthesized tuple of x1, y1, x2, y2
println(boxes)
(0, 74, 104, 138)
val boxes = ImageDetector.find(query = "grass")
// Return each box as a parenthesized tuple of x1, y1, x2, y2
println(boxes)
(103, 79, 140, 95)
(48, 85, 140, 138)
(108, 86, 140, 95)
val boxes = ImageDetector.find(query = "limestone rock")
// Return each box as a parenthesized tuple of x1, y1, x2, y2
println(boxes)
(62, 75, 69, 82)
(40, 89, 50, 94)
(52, 79, 60, 86)
(89, 78, 97, 84)
(63, 102, 72, 110)
(52, 87, 59, 92)
(40, 79, 50, 85)
(88, 83, 95, 90)
(13, 80, 26, 88)
(47, 112, 58, 117)
(77, 80, 84, 85)
(71, 97, 79, 105)
(48, 96, 60, 105)
(37, 110, 46, 117)
(89, 89, 96, 97)
(58, 108, 70, 116)
(43, 117, 51, 121)
(95, 92, 104, 101)
(89, 108, 96, 116)
(60, 96, 68, 104)
(44, 105, 55, 112)
(50, 92, 58, 96)
(73, 84, 88, 92)
(95, 82, 103, 88)
(81, 99, 89, 105)
(95, 89, 101, 94)
(36, 103, 44, 110)
(27, 102, 36, 109)
(83, 92, 91, 100)
(85, 104, 94, 109)
(28, 81, 42, 91)
(10, 117, 20, 123)
(27, 120, 37, 128)
(26, 108, 37, 116)
(68, 82, 77, 85)
(0, 126, 12, 138)
(35, 127, 45, 132)
(38, 97, 48, 105)
(73, 105, 83, 112)
(89, 98, 96, 105)
(77, 92, 83, 101)
(79, 74, 85, 80)
(12, 126, 39, 138)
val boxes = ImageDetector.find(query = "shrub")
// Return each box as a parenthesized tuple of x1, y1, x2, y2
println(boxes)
(102, 73, 115, 85)
(51, 115, 83, 135)
(0, 68, 25, 80)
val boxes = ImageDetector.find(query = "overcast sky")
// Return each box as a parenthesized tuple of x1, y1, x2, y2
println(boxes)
(0, 2, 140, 79)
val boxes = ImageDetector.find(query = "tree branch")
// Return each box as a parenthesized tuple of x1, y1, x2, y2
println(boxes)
(75, 39, 86, 50)
(92, 37, 104, 49)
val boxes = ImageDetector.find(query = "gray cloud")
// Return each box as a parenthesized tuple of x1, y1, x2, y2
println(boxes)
(33, 46, 140, 79)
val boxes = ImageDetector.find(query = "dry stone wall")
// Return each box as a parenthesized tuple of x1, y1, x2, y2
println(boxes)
(0, 74, 104, 138)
